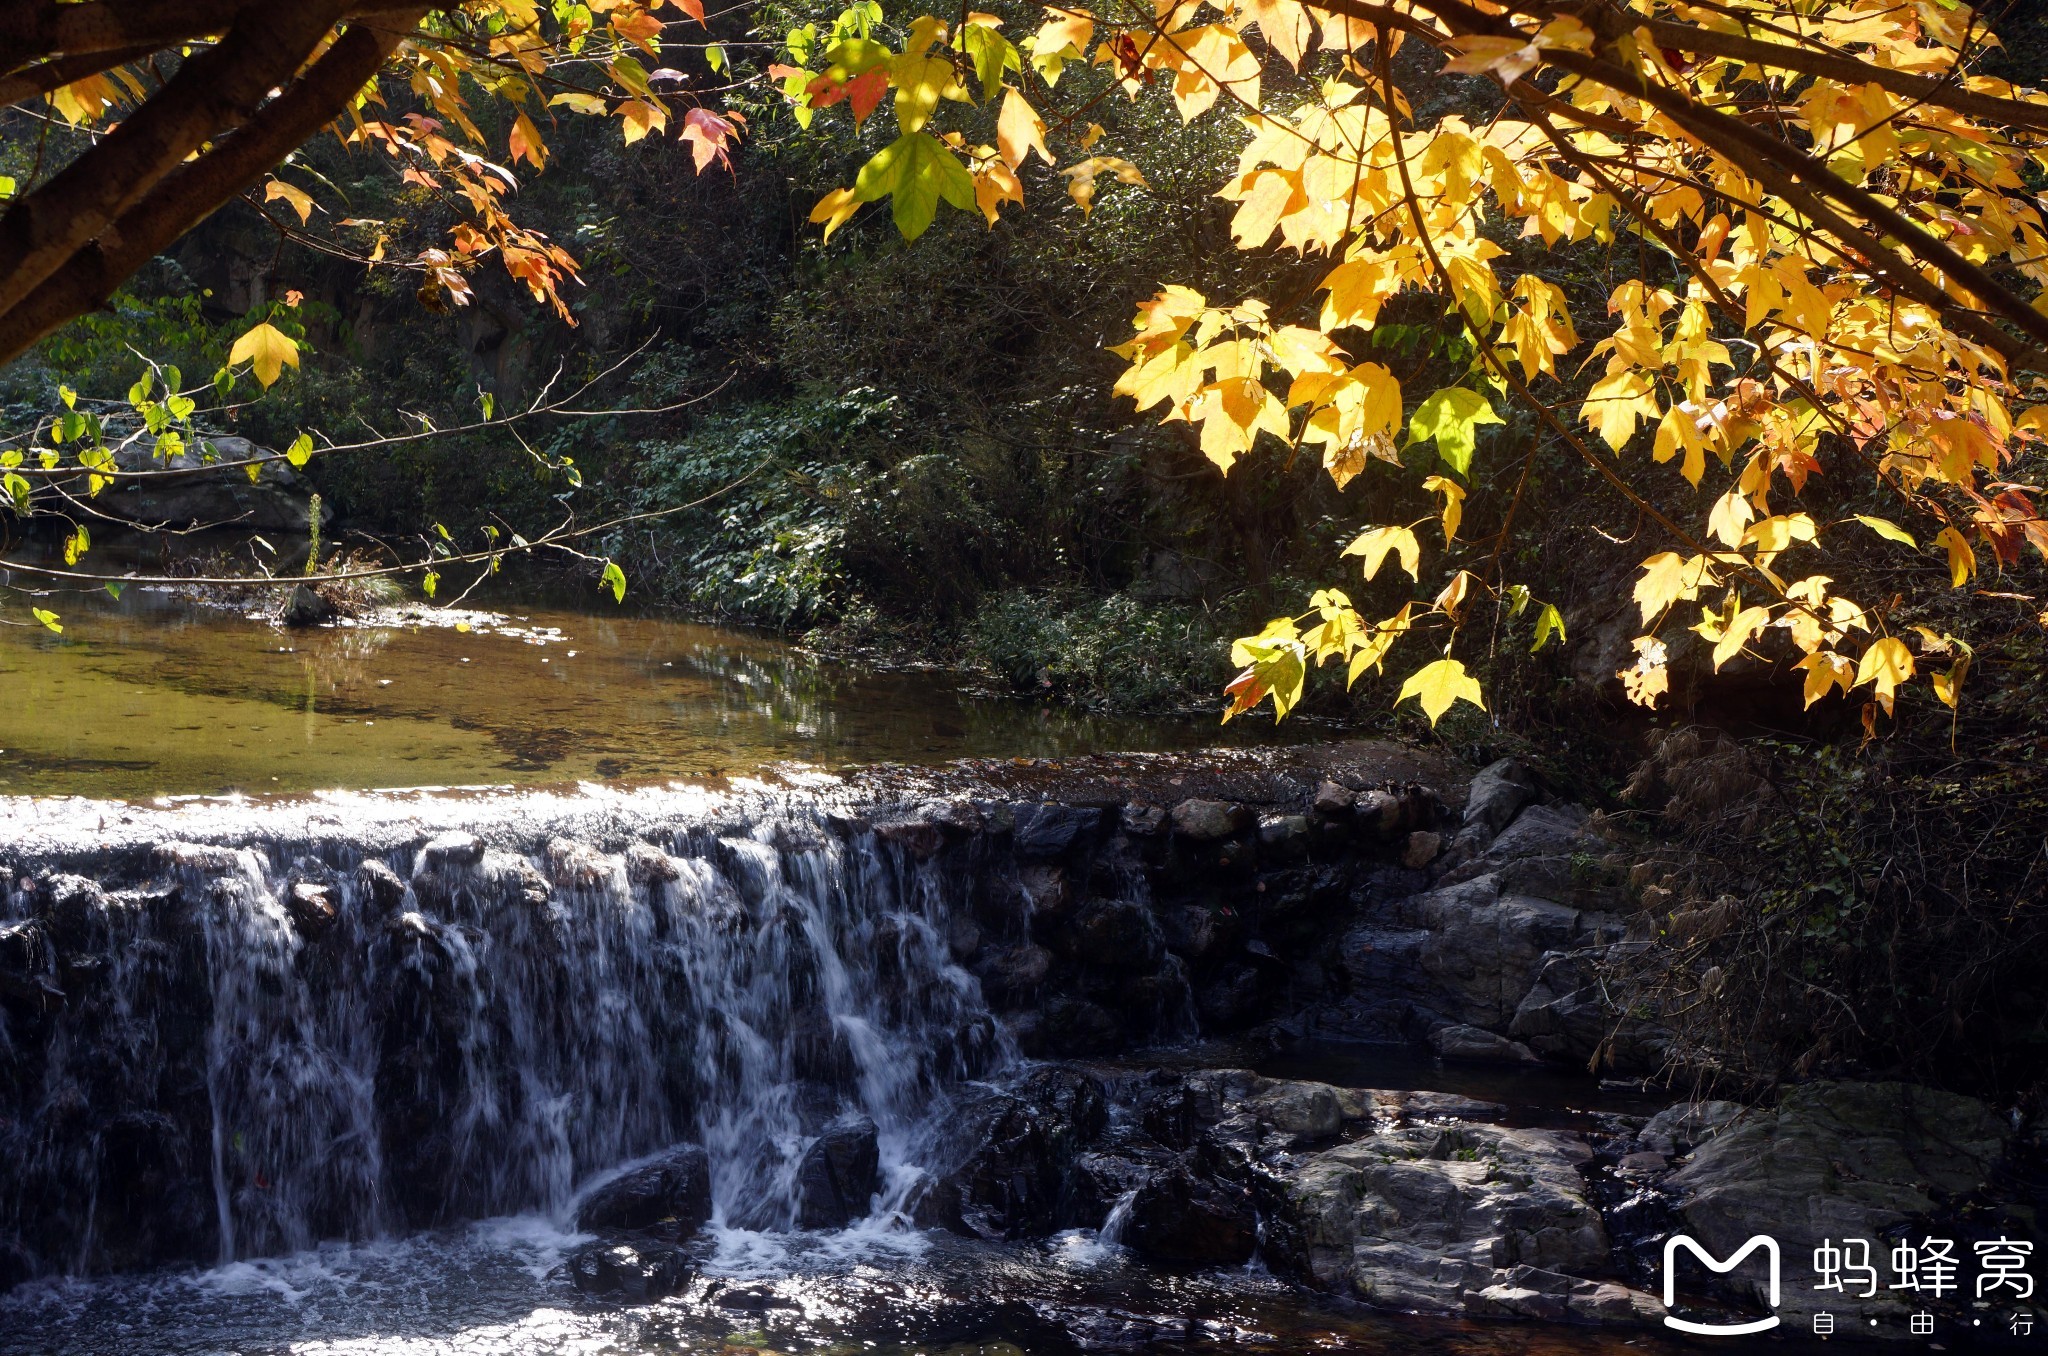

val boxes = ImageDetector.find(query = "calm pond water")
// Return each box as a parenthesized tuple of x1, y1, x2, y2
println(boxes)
(0, 585, 1261, 801)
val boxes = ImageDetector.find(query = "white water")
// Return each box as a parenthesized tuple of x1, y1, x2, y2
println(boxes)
(13, 812, 1008, 1273)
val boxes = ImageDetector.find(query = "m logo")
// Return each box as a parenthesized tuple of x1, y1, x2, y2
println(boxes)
(1663, 1234, 1783, 1336)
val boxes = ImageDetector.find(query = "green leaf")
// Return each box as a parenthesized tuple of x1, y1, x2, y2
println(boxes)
(2, 470, 29, 510)
(104, 581, 123, 600)
(1853, 514, 1917, 548)
(1408, 387, 1503, 476)
(1504, 582, 1531, 618)
(63, 524, 90, 566)
(128, 372, 154, 408)
(1531, 603, 1566, 653)
(705, 42, 725, 72)
(286, 432, 314, 467)
(852, 132, 976, 241)
(0, 175, 15, 200)
(31, 608, 62, 634)
(59, 385, 76, 410)
(601, 560, 628, 603)
(959, 24, 1020, 101)
(422, 570, 440, 599)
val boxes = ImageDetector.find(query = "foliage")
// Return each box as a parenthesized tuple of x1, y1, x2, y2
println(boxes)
(964, 587, 1228, 710)
(776, 0, 2048, 734)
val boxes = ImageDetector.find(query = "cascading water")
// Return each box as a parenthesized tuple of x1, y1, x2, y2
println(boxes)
(0, 809, 1008, 1277)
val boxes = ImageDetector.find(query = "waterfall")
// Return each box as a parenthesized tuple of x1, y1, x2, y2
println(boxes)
(1097, 1189, 1138, 1248)
(0, 810, 1008, 1274)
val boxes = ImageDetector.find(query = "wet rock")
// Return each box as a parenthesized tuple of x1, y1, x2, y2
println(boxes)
(280, 583, 338, 628)
(1170, 799, 1252, 841)
(1127, 1163, 1258, 1265)
(1312, 781, 1356, 816)
(624, 842, 681, 884)
(567, 1241, 692, 1300)
(1121, 803, 1168, 835)
(1400, 831, 1441, 869)
(919, 798, 985, 835)
(1159, 904, 1237, 962)
(945, 912, 982, 962)
(0, 918, 60, 1008)
(1065, 899, 1162, 968)
(1264, 1120, 1623, 1320)
(482, 853, 552, 908)
(354, 859, 407, 913)
(1195, 963, 1264, 1029)
(546, 836, 612, 888)
(285, 882, 337, 935)
(1430, 1024, 1541, 1065)
(575, 1144, 713, 1233)
(974, 943, 1050, 1003)
(1013, 804, 1101, 860)
(1257, 814, 1311, 861)
(1245, 1080, 1346, 1145)
(1397, 875, 1626, 1030)
(1016, 863, 1071, 919)
(1470, 1268, 1665, 1325)
(1041, 996, 1125, 1055)
(420, 833, 482, 870)
(941, 1067, 1108, 1238)
(874, 816, 946, 859)
(1665, 1081, 2010, 1326)
(796, 1114, 882, 1228)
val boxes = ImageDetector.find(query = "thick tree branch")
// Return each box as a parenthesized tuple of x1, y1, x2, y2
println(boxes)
(0, 10, 428, 365)
(0, 2, 352, 322)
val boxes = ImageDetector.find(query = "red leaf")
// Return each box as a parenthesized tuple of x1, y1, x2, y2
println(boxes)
(844, 68, 888, 126)
(673, 0, 706, 23)
(680, 106, 737, 172)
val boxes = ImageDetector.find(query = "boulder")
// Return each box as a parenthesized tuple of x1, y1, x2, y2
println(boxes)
(1312, 781, 1356, 815)
(354, 859, 407, 913)
(1257, 814, 1311, 861)
(1171, 799, 1253, 841)
(1461, 758, 1540, 840)
(1636, 1100, 1745, 1157)
(973, 943, 1049, 1003)
(1040, 996, 1124, 1055)
(575, 1144, 713, 1233)
(873, 815, 946, 859)
(1430, 1024, 1541, 1065)
(940, 1067, 1108, 1238)
(1013, 804, 1101, 860)
(419, 833, 483, 870)
(623, 842, 681, 884)
(1401, 831, 1442, 869)
(1263, 1120, 1634, 1320)
(1121, 803, 1168, 835)
(102, 434, 331, 533)
(1665, 1081, 2010, 1327)
(796, 1114, 881, 1229)
(1126, 1164, 1258, 1265)
(285, 882, 337, 935)
(1065, 898, 1163, 968)
(567, 1242, 692, 1301)
(280, 583, 338, 628)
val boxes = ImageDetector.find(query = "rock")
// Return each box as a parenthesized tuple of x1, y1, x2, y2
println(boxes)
(1264, 1121, 1620, 1320)
(973, 943, 1050, 1003)
(1245, 1080, 1346, 1145)
(873, 815, 946, 859)
(102, 434, 331, 533)
(1666, 1081, 2010, 1327)
(1402, 875, 1626, 1030)
(940, 1067, 1108, 1238)
(1257, 814, 1311, 861)
(546, 837, 612, 888)
(1637, 1100, 1745, 1157)
(285, 882, 337, 935)
(1616, 1150, 1669, 1174)
(1462, 758, 1540, 839)
(796, 1114, 881, 1229)
(919, 798, 984, 835)
(1016, 863, 1070, 917)
(1430, 1024, 1542, 1065)
(1121, 803, 1168, 835)
(623, 842, 681, 883)
(1159, 904, 1237, 962)
(1040, 996, 1124, 1055)
(1355, 789, 1403, 837)
(1312, 781, 1356, 815)
(1401, 831, 1441, 869)
(1013, 804, 1101, 860)
(280, 583, 338, 628)
(0, 918, 60, 1008)
(1065, 898, 1162, 968)
(1171, 799, 1253, 841)
(1127, 1164, 1258, 1265)
(945, 912, 982, 962)
(567, 1242, 692, 1300)
(575, 1144, 713, 1233)
(419, 833, 483, 870)
(354, 858, 407, 913)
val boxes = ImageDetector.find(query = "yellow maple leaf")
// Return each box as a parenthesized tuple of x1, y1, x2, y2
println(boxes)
(996, 88, 1051, 169)
(1934, 525, 1975, 588)
(1341, 524, 1421, 582)
(1854, 635, 1915, 714)
(1396, 658, 1485, 727)
(263, 179, 316, 224)
(228, 322, 300, 388)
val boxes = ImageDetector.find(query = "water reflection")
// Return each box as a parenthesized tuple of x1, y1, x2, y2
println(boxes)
(0, 585, 1271, 800)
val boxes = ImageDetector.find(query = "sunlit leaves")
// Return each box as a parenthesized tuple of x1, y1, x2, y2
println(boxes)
(1396, 658, 1484, 727)
(1855, 636, 1915, 714)
(227, 323, 300, 388)
(853, 132, 975, 241)
(1341, 525, 1421, 582)
(30, 609, 62, 634)
(1408, 388, 1501, 476)
(1223, 618, 1306, 722)
(601, 560, 628, 603)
